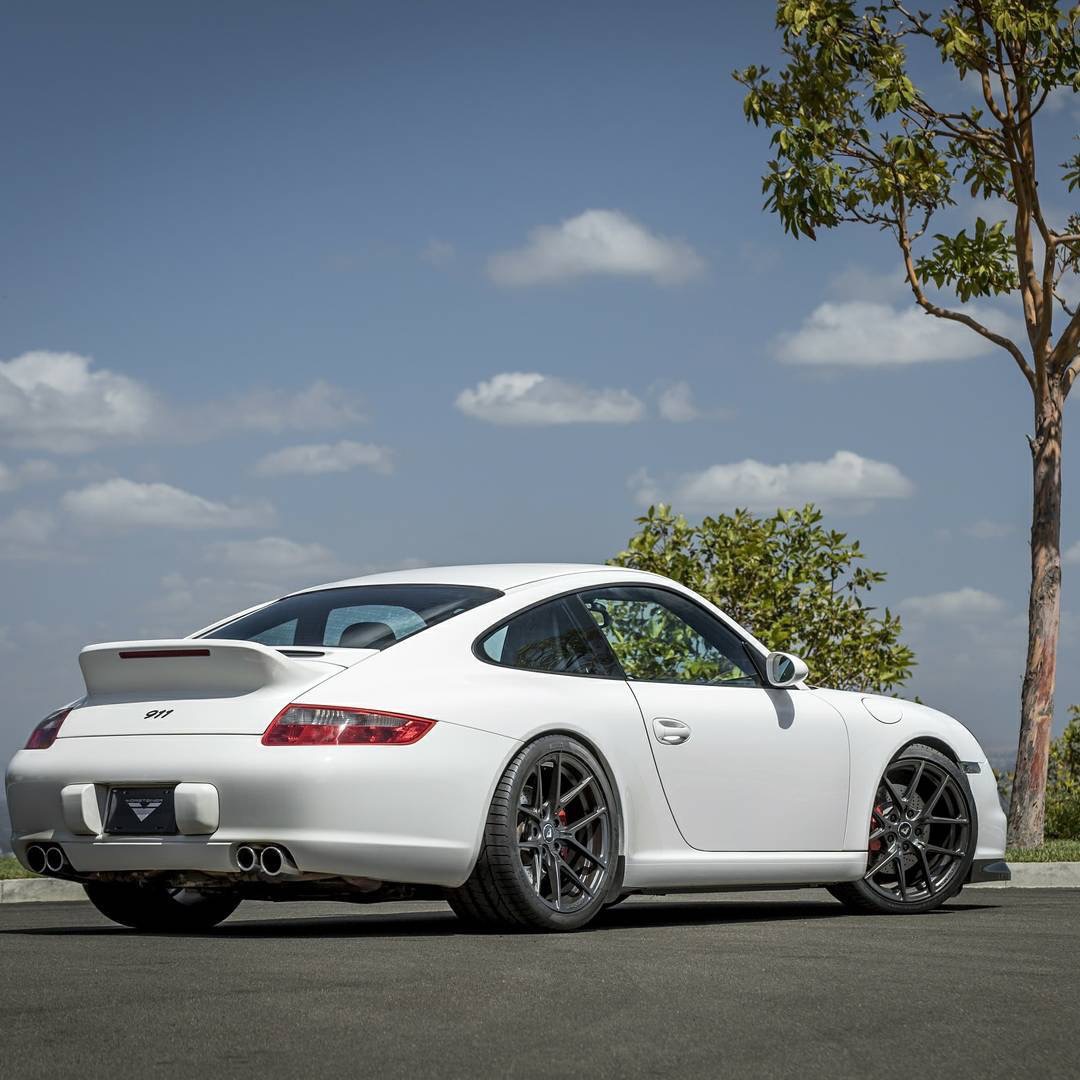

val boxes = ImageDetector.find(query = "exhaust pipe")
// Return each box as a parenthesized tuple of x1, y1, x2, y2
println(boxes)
(44, 846, 66, 874)
(235, 845, 258, 873)
(259, 845, 297, 878)
(25, 845, 47, 875)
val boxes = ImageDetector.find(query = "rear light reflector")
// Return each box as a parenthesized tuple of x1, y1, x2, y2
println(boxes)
(261, 705, 435, 746)
(25, 707, 73, 750)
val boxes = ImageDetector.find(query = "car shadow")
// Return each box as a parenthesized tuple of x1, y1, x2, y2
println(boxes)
(3, 895, 999, 940)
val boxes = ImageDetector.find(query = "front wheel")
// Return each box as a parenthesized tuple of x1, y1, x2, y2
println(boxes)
(448, 735, 620, 931)
(84, 881, 241, 931)
(829, 744, 976, 915)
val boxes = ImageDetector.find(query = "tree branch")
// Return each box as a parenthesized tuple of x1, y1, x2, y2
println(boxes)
(897, 195, 1035, 391)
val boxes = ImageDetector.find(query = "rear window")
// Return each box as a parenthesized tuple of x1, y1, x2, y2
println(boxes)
(202, 584, 502, 650)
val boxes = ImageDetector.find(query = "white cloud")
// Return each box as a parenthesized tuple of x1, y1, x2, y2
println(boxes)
(902, 587, 1005, 619)
(62, 478, 274, 531)
(254, 440, 394, 477)
(632, 450, 914, 510)
(826, 266, 907, 303)
(0, 351, 158, 453)
(1066, 541, 1080, 564)
(205, 536, 344, 580)
(0, 508, 56, 558)
(420, 239, 455, 266)
(775, 300, 1019, 367)
(190, 380, 366, 438)
(487, 209, 705, 287)
(456, 372, 645, 425)
(657, 382, 700, 423)
(0, 459, 58, 493)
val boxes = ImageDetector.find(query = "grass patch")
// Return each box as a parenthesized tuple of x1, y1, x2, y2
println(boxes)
(1005, 839, 1080, 862)
(0, 855, 36, 880)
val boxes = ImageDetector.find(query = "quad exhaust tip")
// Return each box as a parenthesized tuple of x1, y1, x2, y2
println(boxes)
(235, 845, 258, 873)
(25, 844, 66, 875)
(259, 845, 285, 877)
(25, 845, 47, 875)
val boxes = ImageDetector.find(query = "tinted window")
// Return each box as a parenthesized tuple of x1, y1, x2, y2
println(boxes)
(481, 596, 619, 676)
(204, 584, 501, 650)
(580, 586, 761, 687)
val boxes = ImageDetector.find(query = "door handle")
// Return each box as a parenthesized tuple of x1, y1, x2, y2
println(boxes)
(652, 717, 691, 745)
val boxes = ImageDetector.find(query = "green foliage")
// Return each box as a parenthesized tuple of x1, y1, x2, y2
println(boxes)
(1046, 705, 1080, 838)
(0, 855, 36, 880)
(609, 503, 915, 693)
(734, 2, 1080, 306)
(916, 217, 1019, 301)
(995, 705, 1080, 839)
(1005, 838, 1080, 862)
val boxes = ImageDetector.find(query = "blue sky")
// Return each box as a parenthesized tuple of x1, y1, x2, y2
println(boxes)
(1, 0, 1078, 781)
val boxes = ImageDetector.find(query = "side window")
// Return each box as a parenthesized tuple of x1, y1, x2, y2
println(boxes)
(480, 597, 619, 676)
(579, 586, 762, 687)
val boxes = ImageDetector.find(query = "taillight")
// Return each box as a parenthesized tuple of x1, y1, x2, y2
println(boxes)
(261, 705, 435, 746)
(25, 707, 73, 750)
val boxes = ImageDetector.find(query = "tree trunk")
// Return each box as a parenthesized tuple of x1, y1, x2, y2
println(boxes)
(1008, 386, 1064, 848)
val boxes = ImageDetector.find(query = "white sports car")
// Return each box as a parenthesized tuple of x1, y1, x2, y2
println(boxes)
(6, 563, 1009, 931)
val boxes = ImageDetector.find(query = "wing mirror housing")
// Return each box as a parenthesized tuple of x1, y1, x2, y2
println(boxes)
(765, 652, 808, 689)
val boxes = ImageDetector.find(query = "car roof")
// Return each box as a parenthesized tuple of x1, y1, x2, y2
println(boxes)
(291, 563, 660, 594)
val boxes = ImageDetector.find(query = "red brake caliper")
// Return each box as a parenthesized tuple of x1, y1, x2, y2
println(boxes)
(869, 804, 884, 852)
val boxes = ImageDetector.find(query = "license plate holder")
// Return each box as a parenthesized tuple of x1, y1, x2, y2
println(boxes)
(105, 786, 177, 835)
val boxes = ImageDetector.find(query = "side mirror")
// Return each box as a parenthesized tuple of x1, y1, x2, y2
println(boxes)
(765, 651, 808, 689)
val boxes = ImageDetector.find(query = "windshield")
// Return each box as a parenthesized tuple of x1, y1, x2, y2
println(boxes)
(201, 584, 502, 650)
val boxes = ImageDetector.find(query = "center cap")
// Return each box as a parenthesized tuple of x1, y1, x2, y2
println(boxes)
(542, 822, 556, 843)
(898, 822, 912, 839)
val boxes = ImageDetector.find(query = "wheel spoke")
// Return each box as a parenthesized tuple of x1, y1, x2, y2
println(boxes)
(558, 773, 594, 810)
(546, 851, 562, 910)
(925, 774, 951, 814)
(864, 850, 897, 880)
(881, 775, 906, 811)
(926, 815, 968, 826)
(895, 858, 908, 901)
(917, 847, 937, 896)
(552, 753, 562, 809)
(907, 760, 925, 798)
(556, 855, 594, 898)
(869, 826, 889, 843)
(923, 843, 963, 858)
(559, 833, 607, 869)
(519, 840, 541, 851)
(568, 806, 607, 833)
(532, 851, 543, 896)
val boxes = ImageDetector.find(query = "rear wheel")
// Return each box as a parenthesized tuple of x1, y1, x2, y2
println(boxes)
(84, 881, 241, 931)
(449, 735, 619, 931)
(828, 744, 976, 915)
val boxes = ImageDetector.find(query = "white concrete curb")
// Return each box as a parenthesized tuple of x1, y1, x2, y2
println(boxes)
(0, 878, 85, 903)
(968, 861, 1080, 888)
(0, 862, 1077, 903)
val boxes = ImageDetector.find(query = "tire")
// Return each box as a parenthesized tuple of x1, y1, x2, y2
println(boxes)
(449, 734, 621, 932)
(84, 881, 241, 931)
(828, 743, 977, 915)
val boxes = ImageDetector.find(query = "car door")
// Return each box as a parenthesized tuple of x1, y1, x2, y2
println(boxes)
(579, 585, 849, 852)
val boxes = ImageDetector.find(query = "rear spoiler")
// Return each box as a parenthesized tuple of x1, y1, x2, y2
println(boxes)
(79, 639, 319, 698)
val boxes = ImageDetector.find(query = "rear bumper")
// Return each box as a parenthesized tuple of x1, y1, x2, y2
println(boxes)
(5, 724, 518, 888)
(966, 858, 1012, 884)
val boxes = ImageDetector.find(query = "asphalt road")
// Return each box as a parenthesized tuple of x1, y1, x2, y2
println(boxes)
(2, 888, 1077, 1079)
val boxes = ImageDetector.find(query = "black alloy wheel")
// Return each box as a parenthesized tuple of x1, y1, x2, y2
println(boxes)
(829, 743, 976, 914)
(448, 734, 619, 931)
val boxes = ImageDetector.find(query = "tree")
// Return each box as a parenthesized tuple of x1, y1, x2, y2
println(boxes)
(735, 1, 1080, 847)
(610, 503, 915, 692)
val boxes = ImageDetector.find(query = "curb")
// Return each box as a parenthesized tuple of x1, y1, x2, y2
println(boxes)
(0, 878, 85, 903)
(1, 863, 1078, 904)
(968, 861, 1080, 888)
